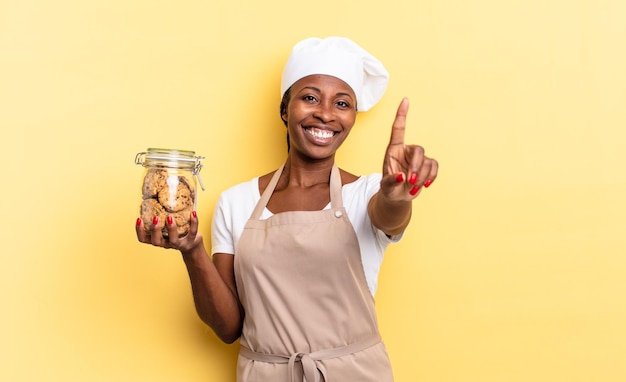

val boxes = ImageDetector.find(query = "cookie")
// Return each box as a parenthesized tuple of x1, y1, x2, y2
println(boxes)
(140, 198, 166, 234)
(171, 208, 192, 237)
(140, 195, 192, 237)
(142, 168, 167, 199)
(178, 175, 196, 202)
(158, 176, 194, 212)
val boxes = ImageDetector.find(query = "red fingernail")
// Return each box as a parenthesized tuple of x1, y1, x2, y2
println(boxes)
(409, 173, 418, 185)
(136, 218, 142, 227)
(166, 215, 173, 225)
(410, 186, 420, 196)
(424, 179, 433, 188)
(395, 173, 404, 183)
(152, 216, 159, 226)
(192, 210, 197, 218)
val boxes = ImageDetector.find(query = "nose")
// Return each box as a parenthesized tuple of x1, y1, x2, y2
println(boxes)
(312, 101, 334, 123)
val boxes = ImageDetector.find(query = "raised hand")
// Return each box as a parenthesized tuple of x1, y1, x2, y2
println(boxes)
(380, 98, 438, 201)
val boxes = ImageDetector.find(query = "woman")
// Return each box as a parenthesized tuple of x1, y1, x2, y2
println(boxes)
(136, 36, 438, 381)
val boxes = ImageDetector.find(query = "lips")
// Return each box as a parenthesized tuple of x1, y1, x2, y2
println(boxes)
(304, 126, 336, 139)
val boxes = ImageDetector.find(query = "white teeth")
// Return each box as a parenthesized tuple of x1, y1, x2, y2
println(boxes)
(306, 128, 334, 139)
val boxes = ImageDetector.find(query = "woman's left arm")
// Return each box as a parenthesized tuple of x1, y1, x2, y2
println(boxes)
(368, 97, 439, 236)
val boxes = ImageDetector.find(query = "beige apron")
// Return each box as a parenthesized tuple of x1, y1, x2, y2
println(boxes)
(234, 163, 394, 382)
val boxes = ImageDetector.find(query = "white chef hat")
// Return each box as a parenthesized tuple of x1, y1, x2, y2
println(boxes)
(280, 36, 389, 112)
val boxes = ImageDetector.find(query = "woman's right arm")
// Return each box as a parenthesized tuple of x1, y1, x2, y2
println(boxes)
(136, 213, 243, 344)
(182, 249, 243, 343)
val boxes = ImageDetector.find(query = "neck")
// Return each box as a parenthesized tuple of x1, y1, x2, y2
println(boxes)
(281, 155, 335, 188)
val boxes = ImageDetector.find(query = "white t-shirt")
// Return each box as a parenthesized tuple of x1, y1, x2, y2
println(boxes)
(211, 173, 400, 296)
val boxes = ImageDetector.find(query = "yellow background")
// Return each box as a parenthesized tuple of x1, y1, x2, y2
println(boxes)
(1, 0, 625, 381)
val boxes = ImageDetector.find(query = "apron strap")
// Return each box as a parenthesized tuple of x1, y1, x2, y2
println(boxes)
(328, 163, 343, 210)
(250, 163, 285, 219)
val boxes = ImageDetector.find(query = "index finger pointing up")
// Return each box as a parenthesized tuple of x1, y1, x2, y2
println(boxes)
(389, 98, 410, 146)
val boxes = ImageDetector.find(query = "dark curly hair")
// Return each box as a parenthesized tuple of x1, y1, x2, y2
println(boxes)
(280, 88, 291, 151)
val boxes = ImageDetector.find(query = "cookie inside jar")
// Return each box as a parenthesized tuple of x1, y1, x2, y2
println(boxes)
(140, 168, 196, 237)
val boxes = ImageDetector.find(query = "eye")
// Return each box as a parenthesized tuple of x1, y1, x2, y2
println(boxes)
(302, 95, 318, 103)
(336, 100, 351, 109)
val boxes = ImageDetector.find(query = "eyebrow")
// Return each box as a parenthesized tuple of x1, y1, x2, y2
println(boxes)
(300, 86, 354, 99)
(302, 86, 321, 92)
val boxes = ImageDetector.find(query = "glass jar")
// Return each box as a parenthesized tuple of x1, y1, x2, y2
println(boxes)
(135, 148, 204, 237)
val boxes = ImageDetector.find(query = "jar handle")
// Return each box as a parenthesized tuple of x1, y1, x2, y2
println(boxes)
(134, 152, 147, 165)
(193, 159, 205, 191)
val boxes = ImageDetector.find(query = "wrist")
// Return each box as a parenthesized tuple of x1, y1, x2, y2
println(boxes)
(369, 192, 412, 235)
(180, 239, 207, 260)
(377, 192, 412, 211)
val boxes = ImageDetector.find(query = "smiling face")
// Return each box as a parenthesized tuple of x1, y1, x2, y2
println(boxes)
(281, 74, 358, 161)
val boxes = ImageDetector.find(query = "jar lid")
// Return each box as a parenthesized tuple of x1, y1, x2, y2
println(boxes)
(147, 147, 195, 155)
(135, 148, 205, 190)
